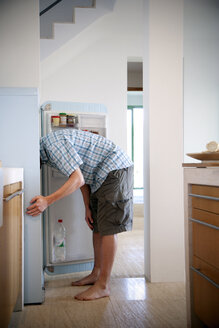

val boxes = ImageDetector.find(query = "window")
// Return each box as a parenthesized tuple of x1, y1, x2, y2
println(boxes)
(127, 106, 143, 203)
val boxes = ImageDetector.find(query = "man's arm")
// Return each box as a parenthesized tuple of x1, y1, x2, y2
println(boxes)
(80, 184, 94, 230)
(26, 168, 85, 217)
(80, 184, 91, 210)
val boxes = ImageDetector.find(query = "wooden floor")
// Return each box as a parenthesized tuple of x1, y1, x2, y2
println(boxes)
(9, 217, 187, 328)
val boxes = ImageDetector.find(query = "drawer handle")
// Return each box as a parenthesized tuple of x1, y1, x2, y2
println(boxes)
(3, 189, 24, 202)
(191, 266, 219, 289)
(189, 193, 219, 201)
(189, 218, 219, 230)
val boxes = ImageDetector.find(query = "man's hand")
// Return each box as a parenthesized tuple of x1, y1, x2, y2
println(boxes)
(26, 168, 84, 217)
(85, 207, 94, 230)
(26, 195, 48, 217)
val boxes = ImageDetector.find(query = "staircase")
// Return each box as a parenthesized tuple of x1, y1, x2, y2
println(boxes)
(40, 0, 116, 61)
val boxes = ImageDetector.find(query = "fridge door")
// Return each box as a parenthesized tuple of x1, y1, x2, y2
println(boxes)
(0, 88, 44, 304)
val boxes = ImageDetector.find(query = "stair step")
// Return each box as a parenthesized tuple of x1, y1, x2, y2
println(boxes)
(40, 0, 115, 61)
(40, 0, 94, 39)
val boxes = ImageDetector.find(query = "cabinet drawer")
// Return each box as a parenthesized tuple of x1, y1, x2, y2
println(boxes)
(0, 182, 22, 328)
(192, 185, 219, 198)
(193, 256, 219, 285)
(191, 184, 219, 214)
(192, 197, 219, 214)
(193, 269, 219, 328)
(192, 221, 219, 268)
(192, 208, 219, 227)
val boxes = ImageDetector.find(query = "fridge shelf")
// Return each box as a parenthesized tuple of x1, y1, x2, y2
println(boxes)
(51, 125, 79, 130)
(45, 111, 106, 136)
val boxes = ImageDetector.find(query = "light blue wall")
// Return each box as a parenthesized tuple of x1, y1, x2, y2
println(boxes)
(184, 0, 219, 161)
(0, 88, 43, 304)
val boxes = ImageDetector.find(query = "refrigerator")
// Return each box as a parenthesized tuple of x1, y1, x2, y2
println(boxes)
(41, 101, 107, 275)
(0, 87, 44, 304)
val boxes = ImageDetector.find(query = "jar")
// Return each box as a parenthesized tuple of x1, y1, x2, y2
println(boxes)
(52, 116, 60, 127)
(67, 115, 75, 127)
(74, 115, 79, 129)
(59, 113, 67, 127)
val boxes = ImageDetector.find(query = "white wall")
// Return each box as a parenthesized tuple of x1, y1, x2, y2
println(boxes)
(42, 0, 186, 283)
(184, 0, 219, 161)
(144, 0, 184, 282)
(0, 0, 40, 87)
(40, 0, 144, 150)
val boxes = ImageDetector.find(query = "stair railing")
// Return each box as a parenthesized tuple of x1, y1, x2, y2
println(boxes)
(40, 0, 63, 16)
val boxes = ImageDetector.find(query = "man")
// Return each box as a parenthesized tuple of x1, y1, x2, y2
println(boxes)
(26, 129, 133, 301)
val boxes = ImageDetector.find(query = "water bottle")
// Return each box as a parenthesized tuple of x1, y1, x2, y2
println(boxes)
(53, 219, 66, 262)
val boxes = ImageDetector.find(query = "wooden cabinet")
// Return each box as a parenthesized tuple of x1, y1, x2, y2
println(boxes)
(193, 257, 219, 328)
(184, 168, 219, 328)
(190, 185, 219, 327)
(0, 181, 23, 328)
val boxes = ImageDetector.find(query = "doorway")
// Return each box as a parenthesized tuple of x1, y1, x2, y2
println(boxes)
(111, 60, 145, 278)
(127, 60, 144, 205)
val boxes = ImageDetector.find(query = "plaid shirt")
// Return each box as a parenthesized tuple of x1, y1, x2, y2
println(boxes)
(40, 129, 133, 193)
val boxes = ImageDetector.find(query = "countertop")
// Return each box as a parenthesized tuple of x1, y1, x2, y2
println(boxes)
(0, 167, 23, 227)
(183, 162, 219, 168)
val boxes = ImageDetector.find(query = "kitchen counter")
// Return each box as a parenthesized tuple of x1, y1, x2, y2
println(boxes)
(184, 165, 219, 327)
(0, 167, 23, 228)
(0, 167, 24, 327)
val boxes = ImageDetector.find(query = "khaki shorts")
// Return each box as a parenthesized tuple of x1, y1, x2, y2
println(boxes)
(90, 166, 134, 236)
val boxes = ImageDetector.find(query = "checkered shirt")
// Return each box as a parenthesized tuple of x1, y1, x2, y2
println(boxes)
(40, 129, 133, 193)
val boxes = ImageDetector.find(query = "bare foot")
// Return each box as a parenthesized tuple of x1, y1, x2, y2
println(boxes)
(74, 282, 110, 301)
(71, 271, 99, 286)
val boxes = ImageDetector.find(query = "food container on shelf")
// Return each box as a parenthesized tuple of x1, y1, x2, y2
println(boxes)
(51, 116, 60, 127)
(67, 115, 75, 127)
(59, 113, 67, 127)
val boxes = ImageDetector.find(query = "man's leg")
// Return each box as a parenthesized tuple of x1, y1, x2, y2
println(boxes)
(74, 234, 117, 300)
(72, 232, 102, 286)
